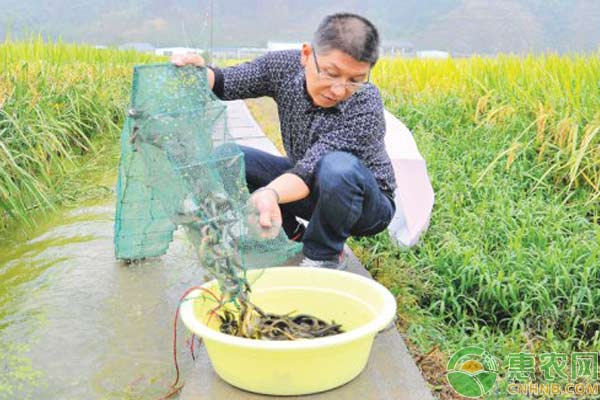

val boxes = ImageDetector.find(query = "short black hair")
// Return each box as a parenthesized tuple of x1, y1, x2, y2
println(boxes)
(313, 13, 380, 66)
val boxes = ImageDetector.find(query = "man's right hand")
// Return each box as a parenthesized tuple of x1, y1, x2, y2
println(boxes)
(170, 53, 206, 67)
(248, 188, 282, 239)
(170, 53, 216, 89)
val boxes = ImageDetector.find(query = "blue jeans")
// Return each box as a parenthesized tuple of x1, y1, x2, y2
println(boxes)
(240, 146, 395, 261)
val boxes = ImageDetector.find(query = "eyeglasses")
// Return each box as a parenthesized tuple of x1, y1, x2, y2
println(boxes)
(311, 44, 370, 93)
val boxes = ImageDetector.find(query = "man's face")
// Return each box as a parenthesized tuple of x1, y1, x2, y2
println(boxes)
(300, 43, 371, 108)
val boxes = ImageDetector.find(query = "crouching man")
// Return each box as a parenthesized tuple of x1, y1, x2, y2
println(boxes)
(172, 13, 396, 269)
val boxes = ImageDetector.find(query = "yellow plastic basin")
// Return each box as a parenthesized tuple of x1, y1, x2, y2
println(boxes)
(179, 267, 397, 395)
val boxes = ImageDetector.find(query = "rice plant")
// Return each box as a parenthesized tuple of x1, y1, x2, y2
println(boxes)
(0, 36, 164, 229)
(373, 54, 600, 202)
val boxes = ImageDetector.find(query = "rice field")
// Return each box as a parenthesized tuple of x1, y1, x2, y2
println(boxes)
(375, 55, 600, 203)
(350, 54, 600, 396)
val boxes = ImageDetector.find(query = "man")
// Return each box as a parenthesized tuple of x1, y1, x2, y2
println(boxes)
(172, 12, 396, 269)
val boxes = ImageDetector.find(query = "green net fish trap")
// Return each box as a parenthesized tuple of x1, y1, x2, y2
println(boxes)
(114, 63, 301, 301)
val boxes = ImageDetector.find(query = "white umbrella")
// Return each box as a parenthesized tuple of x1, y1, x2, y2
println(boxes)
(384, 110, 435, 247)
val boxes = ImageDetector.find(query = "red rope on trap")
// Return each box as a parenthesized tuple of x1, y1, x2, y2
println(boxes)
(156, 285, 222, 399)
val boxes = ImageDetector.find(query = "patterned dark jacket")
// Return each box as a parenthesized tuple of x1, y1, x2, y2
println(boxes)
(211, 49, 397, 196)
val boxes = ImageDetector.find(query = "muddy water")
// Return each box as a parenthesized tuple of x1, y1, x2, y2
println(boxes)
(0, 203, 208, 399)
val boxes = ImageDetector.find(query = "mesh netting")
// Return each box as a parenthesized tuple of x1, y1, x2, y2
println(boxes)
(114, 63, 301, 300)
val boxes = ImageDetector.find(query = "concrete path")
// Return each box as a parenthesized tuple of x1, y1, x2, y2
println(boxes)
(180, 100, 434, 400)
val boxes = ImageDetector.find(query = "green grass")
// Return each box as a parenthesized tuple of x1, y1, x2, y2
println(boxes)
(349, 55, 600, 397)
(0, 36, 165, 231)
